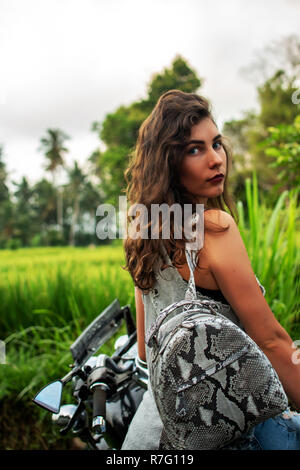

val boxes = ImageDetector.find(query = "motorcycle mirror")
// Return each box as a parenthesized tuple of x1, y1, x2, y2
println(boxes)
(32, 380, 63, 414)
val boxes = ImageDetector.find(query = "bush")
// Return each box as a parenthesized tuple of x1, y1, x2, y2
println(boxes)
(5, 238, 22, 250)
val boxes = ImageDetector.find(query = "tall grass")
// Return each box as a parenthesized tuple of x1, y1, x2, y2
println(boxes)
(237, 173, 300, 335)
(0, 244, 134, 336)
(0, 243, 133, 406)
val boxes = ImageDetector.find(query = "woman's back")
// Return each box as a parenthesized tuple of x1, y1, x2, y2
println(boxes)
(166, 209, 231, 291)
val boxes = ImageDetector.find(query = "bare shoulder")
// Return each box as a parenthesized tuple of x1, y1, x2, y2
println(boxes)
(203, 209, 239, 256)
(203, 208, 235, 230)
(202, 207, 253, 280)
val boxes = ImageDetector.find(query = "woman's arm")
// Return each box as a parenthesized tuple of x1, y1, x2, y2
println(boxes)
(135, 286, 146, 362)
(204, 209, 300, 410)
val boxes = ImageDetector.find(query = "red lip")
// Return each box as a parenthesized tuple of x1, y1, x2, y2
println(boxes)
(207, 173, 224, 181)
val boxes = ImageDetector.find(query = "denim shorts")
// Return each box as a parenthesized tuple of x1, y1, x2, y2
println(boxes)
(222, 409, 300, 450)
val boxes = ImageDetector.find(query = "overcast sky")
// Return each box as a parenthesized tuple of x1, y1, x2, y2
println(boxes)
(1, 0, 300, 186)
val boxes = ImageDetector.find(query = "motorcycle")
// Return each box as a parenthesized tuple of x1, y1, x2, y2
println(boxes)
(32, 299, 148, 450)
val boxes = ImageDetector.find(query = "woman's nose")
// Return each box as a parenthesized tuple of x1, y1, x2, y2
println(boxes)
(207, 147, 223, 167)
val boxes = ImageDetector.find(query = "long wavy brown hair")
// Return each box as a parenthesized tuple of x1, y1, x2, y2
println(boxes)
(122, 89, 238, 293)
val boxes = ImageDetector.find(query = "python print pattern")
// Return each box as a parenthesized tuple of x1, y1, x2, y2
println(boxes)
(147, 301, 288, 450)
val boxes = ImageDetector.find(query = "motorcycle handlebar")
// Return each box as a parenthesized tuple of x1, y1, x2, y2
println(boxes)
(91, 384, 108, 434)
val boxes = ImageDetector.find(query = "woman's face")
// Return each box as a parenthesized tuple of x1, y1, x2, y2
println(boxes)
(179, 117, 227, 204)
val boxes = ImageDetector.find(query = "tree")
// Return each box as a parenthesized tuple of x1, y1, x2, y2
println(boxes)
(65, 161, 86, 246)
(262, 115, 300, 192)
(12, 177, 36, 246)
(222, 111, 260, 203)
(88, 147, 103, 183)
(0, 146, 14, 247)
(0, 145, 9, 203)
(223, 35, 300, 203)
(79, 180, 104, 245)
(257, 70, 300, 128)
(31, 179, 57, 225)
(39, 128, 70, 231)
(146, 55, 202, 109)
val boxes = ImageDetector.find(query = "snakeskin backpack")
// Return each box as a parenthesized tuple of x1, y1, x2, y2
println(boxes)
(145, 248, 288, 450)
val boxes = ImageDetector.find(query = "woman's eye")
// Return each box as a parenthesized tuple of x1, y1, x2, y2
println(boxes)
(188, 147, 200, 155)
(213, 141, 222, 150)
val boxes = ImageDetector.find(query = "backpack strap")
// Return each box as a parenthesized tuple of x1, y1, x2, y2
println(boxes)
(160, 244, 198, 302)
(145, 247, 217, 348)
(184, 248, 198, 302)
(145, 297, 216, 347)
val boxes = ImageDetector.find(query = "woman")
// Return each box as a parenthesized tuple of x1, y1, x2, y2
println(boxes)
(122, 89, 300, 450)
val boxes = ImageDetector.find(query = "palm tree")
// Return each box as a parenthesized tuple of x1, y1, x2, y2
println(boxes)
(80, 180, 103, 241)
(66, 160, 86, 246)
(0, 147, 14, 245)
(32, 178, 57, 226)
(39, 129, 70, 232)
(12, 177, 35, 246)
(0, 145, 9, 203)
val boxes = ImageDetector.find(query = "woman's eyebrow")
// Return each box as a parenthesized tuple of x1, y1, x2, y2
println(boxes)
(186, 134, 222, 146)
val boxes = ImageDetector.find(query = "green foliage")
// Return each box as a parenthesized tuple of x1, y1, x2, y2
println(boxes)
(223, 111, 260, 203)
(0, 158, 103, 248)
(10, 177, 40, 246)
(0, 148, 14, 247)
(38, 128, 70, 237)
(94, 145, 132, 205)
(0, 201, 14, 248)
(257, 70, 300, 128)
(100, 104, 147, 148)
(39, 128, 70, 174)
(146, 55, 202, 108)
(0, 145, 9, 203)
(65, 161, 87, 246)
(262, 115, 300, 191)
(223, 36, 300, 204)
(237, 174, 299, 335)
(31, 178, 56, 226)
(4, 238, 22, 250)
